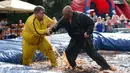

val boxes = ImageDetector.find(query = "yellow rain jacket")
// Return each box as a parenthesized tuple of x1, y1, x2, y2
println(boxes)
(21, 14, 57, 66)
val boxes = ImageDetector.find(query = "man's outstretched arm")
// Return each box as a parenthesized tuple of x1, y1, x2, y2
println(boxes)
(50, 16, 64, 33)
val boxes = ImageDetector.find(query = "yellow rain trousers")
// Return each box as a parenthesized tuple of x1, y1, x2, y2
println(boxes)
(21, 14, 57, 66)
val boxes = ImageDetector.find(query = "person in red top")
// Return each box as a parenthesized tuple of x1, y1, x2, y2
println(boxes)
(111, 13, 119, 28)
(105, 17, 113, 32)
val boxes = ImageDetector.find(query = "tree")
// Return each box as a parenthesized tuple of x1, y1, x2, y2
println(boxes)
(43, 0, 71, 19)
(127, 0, 130, 5)
(22, 0, 72, 19)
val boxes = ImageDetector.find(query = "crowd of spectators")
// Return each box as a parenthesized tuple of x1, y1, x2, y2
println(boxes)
(0, 12, 129, 39)
(0, 18, 24, 40)
(90, 12, 130, 32)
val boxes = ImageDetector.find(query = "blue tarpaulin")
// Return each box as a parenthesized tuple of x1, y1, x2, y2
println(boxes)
(0, 62, 62, 73)
(0, 32, 130, 65)
(93, 32, 130, 51)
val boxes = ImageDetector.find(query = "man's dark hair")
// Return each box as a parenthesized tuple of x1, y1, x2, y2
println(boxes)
(34, 6, 45, 14)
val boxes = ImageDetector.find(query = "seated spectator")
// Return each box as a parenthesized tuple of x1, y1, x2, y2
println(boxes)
(17, 20, 24, 36)
(118, 14, 127, 28)
(105, 14, 110, 20)
(0, 18, 8, 28)
(4, 24, 17, 39)
(94, 16, 105, 32)
(120, 14, 127, 21)
(111, 13, 119, 28)
(91, 12, 97, 23)
(105, 17, 113, 32)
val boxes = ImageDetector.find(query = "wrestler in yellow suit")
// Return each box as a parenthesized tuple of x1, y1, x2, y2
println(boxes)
(21, 6, 57, 66)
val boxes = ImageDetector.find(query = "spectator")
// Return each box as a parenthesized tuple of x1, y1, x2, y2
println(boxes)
(105, 17, 113, 32)
(94, 16, 105, 32)
(91, 12, 97, 23)
(111, 13, 119, 28)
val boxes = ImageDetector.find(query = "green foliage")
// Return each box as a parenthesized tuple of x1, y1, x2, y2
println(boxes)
(127, 0, 130, 5)
(22, 0, 72, 19)
(43, 0, 72, 19)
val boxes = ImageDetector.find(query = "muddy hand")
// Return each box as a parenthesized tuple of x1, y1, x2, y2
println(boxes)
(84, 32, 89, 38)
(45, 28, 51, 36)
